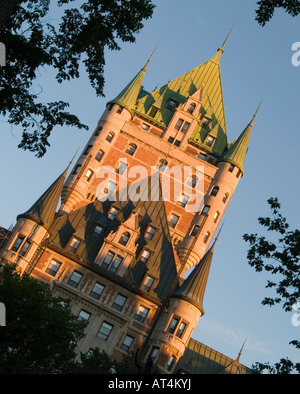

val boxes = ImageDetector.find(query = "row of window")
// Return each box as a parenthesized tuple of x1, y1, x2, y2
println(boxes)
(46, 254, 156, 293)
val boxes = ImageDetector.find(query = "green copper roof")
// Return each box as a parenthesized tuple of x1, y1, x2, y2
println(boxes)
(219, 103, 261, 175)
(108, 51, 155, 115)
(134, 29, 235, 155)
(172, 239, 216, 315)
(17, 166, 69, 229)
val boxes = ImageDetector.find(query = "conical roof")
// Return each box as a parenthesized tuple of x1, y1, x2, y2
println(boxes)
(172, 239, 217, 315)
(107, 51, 154, 115)
(135, 28, 234, 155)
(219, 103, 261, 175)
(17, 165, 69, 229)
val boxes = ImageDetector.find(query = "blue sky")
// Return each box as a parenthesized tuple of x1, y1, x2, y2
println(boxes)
(1, 0, 300, 370)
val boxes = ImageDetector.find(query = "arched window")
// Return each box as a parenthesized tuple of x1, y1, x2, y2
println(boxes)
(125, 143, 137, 156)
(106, 132, 114, 142)
(156, 159, 168, 172)
(119, 232, 130, 246)
(187, 103, 196, 114)
(210, 186, 219, 196)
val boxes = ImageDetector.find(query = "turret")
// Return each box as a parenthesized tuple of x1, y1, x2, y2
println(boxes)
(148, 239, 216, 373)
(60, 54, 154, 214)
(0, 165, 69, 273)
(176, 105, 260, 274)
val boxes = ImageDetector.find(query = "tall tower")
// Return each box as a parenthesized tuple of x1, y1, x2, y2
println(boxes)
(0, 31, 258, 374)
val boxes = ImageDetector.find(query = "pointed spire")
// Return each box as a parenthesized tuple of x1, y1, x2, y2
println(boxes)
(220, 102, 261, 175)
(107, 49, 156, 114)
(17, 163, 70, 229)
(211, 23, 235, 63)
(172, 237, 218, 315)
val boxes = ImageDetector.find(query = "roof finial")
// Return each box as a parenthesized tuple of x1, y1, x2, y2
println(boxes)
(236, 338, 247, 362)
(143, 44, 159, 70)
(218, 23, 235, 54)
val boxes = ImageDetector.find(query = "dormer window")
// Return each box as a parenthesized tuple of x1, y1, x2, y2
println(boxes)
(148, 106, 159, 118)
(167, 99, 178, 111)
(205, 136, 215, 147)
(202, 119, 210, 128)
(68, 237, 80, 253)
(145, 225, 156, 240)
(108, 206, 119, 220)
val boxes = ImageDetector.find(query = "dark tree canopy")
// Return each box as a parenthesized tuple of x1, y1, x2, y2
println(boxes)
(0, 0, 155, 157)
(0, 263, 138, 374)
(243, 197, 300, 374)
(255, 0, 300, 25)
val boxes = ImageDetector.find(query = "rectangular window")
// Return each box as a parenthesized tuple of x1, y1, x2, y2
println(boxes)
(94, 126, 102, 136)
(175, 118, 184, 131)
(166, 355, 176, 371)
(167, 99, 178, 111)
(95, 150, 104, 162)
(181, 121, 190, 134)
(169, 213, 180, 228)
(177, 194, 189, 208)
(108, 206, 119, 220)
(67, 271, 83, 288)
(148, 106, 159, 117)
(168, 317, 180, 334)
(204, 231, 211, 244)
(167, 136, 175, 144)
(205, 136, 215, 147)
(201, 205, 210, 215)
(120, 335, 134, 352)
(68, 237, 80, 253)
(213, 211, 220, 223)
(191, 225, 200, 236)
(228, 164, 235, 172)
(149, 346, 160, 360)
(46, 260, 62, 277)
(97, 321, 113, 340)
(84, 169, 94, 182)
(93, 224, 105, 237)
(90, 282, 105, 299)
(134, 305, 150, 323)
(11, 235, 25, 252)
(140, 250, 150, 263)
(198, 152, 207, 161)
(145, 226, 156, 240)
(109, 255, 123, 273)
(174, 139, 181, 147)
(141, 275, 154, 292)
(84, 145, 92, 155)
(142, 123, 150, 131)
(112, 294, 127, 311)
(76, 310, 91, 323)
(176, 322, 187, 338)
(73, 164, 81, 175)
(19, 240, 31, 257)
(104, 180, 117, 194)
(102, 251, 115, 270)
(116, 161, 128, 175)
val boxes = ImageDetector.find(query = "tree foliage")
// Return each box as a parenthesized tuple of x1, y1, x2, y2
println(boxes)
(0, 0, 155, 157)
(243, 197, 300, 374)
(0, 263, 138, 374)
(0, 263, 85, 373)
(255, 0, 300, 26)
